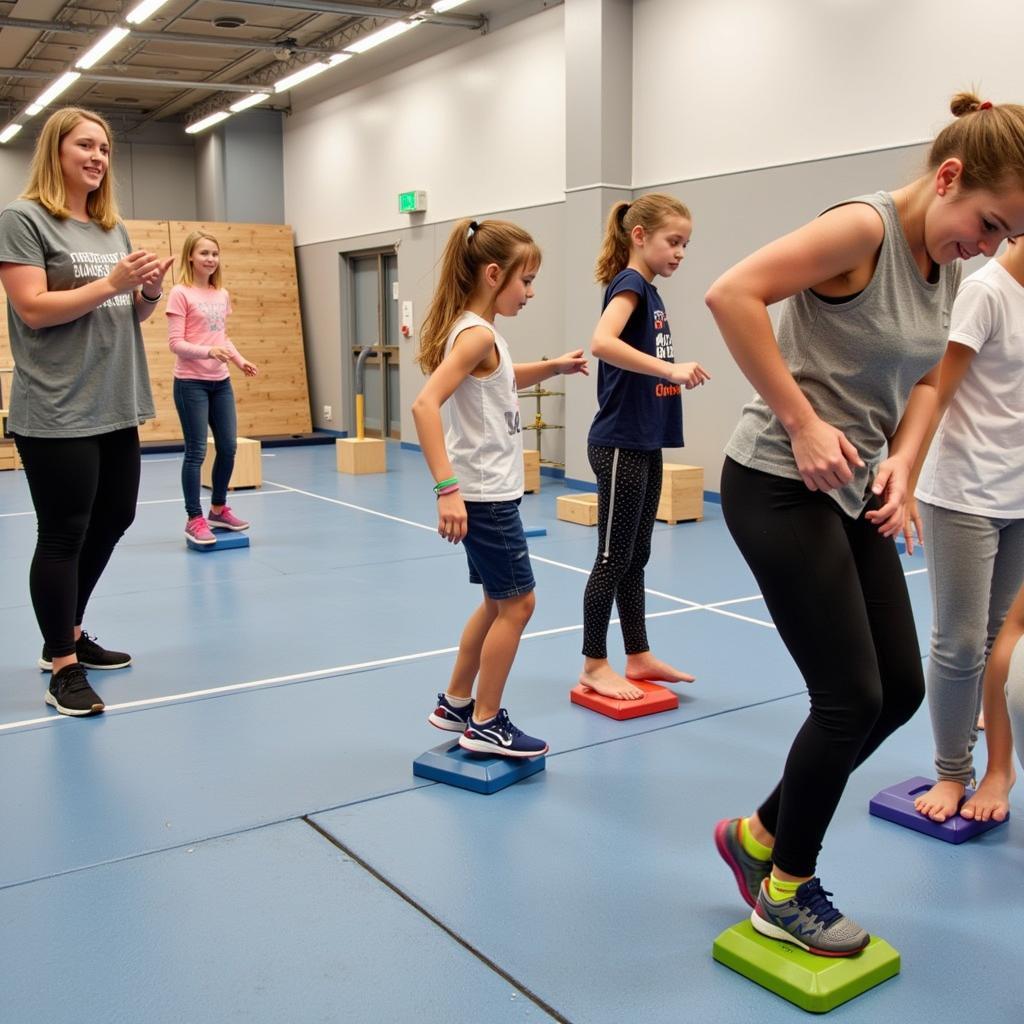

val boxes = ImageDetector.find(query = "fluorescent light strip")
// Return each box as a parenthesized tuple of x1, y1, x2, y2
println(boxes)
(185, 110, 230, 134)
(345, 20, 419, 54)
(125, 0, 173, 24)
(25, 71, 81, 116)
(432, 1, 471, 12)
(75, 26, 130, 70)
(0, 123, 23, 143)
(274, 53, 350, 93)
(229, 92, 271, 113)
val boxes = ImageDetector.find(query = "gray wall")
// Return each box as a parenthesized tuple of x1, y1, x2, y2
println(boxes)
(296, 200, 567, 457)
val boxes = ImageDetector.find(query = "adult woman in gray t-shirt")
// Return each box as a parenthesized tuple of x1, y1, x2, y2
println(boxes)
(0, 107, 172, 717)
(705, 93, 1024, 956)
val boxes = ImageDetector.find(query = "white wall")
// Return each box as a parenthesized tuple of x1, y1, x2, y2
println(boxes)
(283, 6, 566, 246)
(632, 0, 1024, 187)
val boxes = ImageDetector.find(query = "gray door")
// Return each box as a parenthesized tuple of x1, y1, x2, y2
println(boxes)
(349, 251, 400, 439)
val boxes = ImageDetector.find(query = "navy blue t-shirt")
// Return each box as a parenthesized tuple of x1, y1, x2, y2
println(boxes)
(587, 268, 684, 450)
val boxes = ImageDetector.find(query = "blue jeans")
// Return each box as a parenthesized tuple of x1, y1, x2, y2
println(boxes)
(173, 377, 237, 518)
(462, 499, 536, 599)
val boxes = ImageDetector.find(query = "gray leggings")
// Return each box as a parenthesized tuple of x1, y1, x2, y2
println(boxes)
(1008, 636, 1024, 772)
(920, 502, 1024, 784)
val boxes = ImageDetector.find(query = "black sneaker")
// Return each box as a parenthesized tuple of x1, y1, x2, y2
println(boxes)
(38, 631, 132, 671)
(45, 663, 105, 717)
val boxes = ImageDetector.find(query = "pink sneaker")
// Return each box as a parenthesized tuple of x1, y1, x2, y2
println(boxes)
(208, 506, 249, 531)
(185, 515, 216, 545)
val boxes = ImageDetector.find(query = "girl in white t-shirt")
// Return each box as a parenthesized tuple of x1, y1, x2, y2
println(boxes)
(411, 218, 588, 758)
(167, 231, 258, 546)
(906, 236, 1024, 822)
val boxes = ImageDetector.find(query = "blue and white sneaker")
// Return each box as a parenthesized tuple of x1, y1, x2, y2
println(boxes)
(458, 708, 549, 758)
(428, 692, 475, 732)
(752, 878, 870, 957)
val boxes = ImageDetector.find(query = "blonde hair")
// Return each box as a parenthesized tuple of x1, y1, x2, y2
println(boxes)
(595, 193, 692, 285)
(929, 91, 1024, 192)
(178, 230, 223, 289)
(416, 218, 541, 374)
(21, 107, 119, 230)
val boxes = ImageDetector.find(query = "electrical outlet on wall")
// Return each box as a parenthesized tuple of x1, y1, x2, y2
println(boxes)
(323, 405, 332, 422)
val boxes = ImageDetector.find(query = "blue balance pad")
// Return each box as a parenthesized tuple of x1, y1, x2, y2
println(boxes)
(186, 532, 250, 553)
(869, 776, 1008, 844)
(413, 739, 545, 794)
(523, 526, 547, 538)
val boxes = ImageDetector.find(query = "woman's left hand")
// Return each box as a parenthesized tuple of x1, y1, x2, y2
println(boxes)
(864, 456, 910, 538)
(141, 257, 174, 294)
(240, 360, 259, 377)
(556, 349, 589, 376)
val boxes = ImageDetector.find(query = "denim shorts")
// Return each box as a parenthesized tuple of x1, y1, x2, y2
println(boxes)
(462, 499, 536, 600)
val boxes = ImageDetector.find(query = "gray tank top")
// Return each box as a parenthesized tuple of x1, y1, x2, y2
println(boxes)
(725, 191, 960, 518)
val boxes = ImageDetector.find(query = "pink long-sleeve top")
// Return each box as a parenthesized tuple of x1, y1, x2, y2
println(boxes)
(167, 283, 246, 380)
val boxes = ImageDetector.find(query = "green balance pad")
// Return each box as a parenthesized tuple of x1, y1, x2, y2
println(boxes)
(712, 920, 900, 1013)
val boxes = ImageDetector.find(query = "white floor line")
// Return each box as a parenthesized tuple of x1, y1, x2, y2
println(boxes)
(0, 603, 709, 734)
(0, 487, 294, 518)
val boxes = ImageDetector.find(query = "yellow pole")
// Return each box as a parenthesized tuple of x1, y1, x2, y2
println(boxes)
(356, 393, 365, 440)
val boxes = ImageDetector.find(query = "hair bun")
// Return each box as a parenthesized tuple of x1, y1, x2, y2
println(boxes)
(950, 91, 986, 117)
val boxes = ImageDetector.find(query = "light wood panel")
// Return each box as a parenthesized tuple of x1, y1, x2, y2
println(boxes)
(0, 219, 312, 442)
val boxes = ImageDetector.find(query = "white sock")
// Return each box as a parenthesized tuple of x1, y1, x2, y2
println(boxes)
(445, 693, 472, 708)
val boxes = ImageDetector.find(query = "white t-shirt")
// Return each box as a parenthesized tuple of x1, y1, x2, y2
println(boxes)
(442, 311, 524, 502)
(916, 258, 1024, 518)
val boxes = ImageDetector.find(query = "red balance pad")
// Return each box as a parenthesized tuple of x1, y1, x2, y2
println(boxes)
(569, 680, 679, 720)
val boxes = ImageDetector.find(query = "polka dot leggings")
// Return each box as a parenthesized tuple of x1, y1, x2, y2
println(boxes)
(581, 445, 662, 659)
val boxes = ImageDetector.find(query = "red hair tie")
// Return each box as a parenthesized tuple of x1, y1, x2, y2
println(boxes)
(979, 101, 993, 110)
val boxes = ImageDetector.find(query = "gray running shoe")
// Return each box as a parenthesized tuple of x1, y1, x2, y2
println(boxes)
(714, 818, 772, 908)
(752, 878, 870, 956)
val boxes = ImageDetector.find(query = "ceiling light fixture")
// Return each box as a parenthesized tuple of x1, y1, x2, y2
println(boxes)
(125, 0, 173, 24)
(185, 110, 230, 134)
(0, 123, 23, 144)
(75, 26, 131, 70)
(25, 71, 81, 116)
(273, 53, 350, 93)
(345, 20, 420, 55)
(431, 1, 471, 12)
(229, 92, 271, 113)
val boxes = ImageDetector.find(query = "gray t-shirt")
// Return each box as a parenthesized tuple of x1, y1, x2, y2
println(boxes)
(0, 198, 154, 437)
(725, 191, 961, 518)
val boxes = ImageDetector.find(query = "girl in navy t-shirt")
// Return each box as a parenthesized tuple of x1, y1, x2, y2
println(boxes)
(579, 193, 710, 700)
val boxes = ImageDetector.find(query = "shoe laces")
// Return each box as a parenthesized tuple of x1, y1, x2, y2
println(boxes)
(78, 630, 98, 644)
(493, 708, 523, 739)
(799, 879, 843, 927)
(57, 663, 93, 695)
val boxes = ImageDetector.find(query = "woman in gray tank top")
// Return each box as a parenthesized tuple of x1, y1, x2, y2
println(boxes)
(706, 92, 1024, 957)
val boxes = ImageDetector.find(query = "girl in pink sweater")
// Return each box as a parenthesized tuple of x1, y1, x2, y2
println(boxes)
(168, 231, 258, 544)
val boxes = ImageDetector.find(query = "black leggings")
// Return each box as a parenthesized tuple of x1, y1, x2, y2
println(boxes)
(14, 428, 141, 658)
(721, 457, 924, 877)
(581, 445, 662, 659)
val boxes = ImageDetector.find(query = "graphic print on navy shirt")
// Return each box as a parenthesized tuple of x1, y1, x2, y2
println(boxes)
(588, 267, 685, 450)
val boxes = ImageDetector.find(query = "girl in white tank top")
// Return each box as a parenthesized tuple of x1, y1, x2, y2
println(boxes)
(411, 217, 588, 759)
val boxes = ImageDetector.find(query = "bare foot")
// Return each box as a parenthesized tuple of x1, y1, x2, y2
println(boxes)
(578, 662, 645, 700)
(960, 770, 1015, 822)
(913, 779, 965, 823)
(625, 652, 695, 684)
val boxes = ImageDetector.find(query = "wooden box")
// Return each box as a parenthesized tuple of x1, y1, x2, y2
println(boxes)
(201, 435, 262, 490)
(656, 463, 703, 524)
(0, 439, 18, 471)
(337, 437, 387, 475)
(556, 491, 599, 526)
(523, 449, 540, 493)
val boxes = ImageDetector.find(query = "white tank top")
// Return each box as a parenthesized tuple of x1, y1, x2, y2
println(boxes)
(442, 311, 524, 502)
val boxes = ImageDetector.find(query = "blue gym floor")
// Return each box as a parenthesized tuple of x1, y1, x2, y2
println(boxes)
(0, 443, 1018, 1023)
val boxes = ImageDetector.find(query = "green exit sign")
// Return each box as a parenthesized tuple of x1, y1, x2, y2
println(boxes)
(398, 190, 427, 213)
